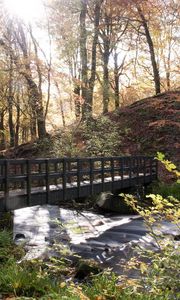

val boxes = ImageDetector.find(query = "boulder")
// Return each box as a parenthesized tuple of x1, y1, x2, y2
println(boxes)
(96, 192, 135, 214)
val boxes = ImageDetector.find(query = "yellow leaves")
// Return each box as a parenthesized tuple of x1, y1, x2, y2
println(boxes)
(69, 283, 90, 300)
(95, 296, 106, 300)
(140, 262, 148, 274)
(60, 282, 66, 288)
(126, 257, 140, 270)
(148, 216, 156, 224)
(117, 277, 142, 293)
(166, 214, 175, 222)
(12, 281, 22, 289)
(156, 152, 165, 161)
(156, 152, 180, 179)
(175, 170, 180, 178)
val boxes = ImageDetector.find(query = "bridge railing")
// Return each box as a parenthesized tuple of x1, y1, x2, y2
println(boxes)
(0, 156, 157, 205)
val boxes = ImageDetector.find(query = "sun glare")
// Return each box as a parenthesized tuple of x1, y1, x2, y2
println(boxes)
(4, 0, 44, 21)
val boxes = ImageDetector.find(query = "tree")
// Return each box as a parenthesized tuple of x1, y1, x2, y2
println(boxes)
(135, 2, 161, 94)
(0, 19, 47, 140)
(80, 0, 103, 120)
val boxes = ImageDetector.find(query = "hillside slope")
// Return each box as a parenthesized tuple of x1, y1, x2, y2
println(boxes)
(108, 90, 179, 164)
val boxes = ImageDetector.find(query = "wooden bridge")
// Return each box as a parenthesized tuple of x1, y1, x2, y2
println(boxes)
(0, 156, 158, 212)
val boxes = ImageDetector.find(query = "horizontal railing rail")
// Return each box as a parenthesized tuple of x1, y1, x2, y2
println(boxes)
(0, 156, 158, 211)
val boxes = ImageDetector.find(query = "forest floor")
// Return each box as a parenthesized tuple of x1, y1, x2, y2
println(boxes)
(108, 90, 180, 164)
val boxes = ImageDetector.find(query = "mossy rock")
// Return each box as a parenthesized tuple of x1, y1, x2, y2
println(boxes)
(74, 259, 101, 280)
(96, 192, 136, 214)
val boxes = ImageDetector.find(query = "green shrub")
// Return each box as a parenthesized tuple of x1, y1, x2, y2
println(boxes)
(82, 116, 121, 156)
(152, 181, 180, 199)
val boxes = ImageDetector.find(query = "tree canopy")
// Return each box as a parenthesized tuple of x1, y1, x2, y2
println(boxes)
(0, 0, 179, 148)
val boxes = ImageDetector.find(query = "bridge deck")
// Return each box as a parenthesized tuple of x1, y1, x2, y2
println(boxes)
(0, 156, 157, 211)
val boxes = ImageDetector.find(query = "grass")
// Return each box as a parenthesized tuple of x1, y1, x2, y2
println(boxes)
(0, 212, 13, 230)
(0, 227, 179, 300)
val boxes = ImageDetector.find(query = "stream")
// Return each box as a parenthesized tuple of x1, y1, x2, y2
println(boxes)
(13, 205, 179, 275)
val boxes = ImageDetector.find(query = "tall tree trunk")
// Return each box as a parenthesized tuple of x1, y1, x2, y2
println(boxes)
(80, 0, 88, 119)
(8, 53, 15, 147)
(114, 51, 120, 109)
(80, 0, 103, 120)
(55, 81, 66, 127)
(15, 93, 20, 147)
(25, 77, 46, 139)
(16, 23, 47, 139)
(73, 78, 81, 120)
(30, 109, 37, 140)
(0, 111, 6, 150)
(136, 4, 161, 94)
(100, 13, 111, 114)
(165, 42, 171, 91)
(22, 126, 29, 143)
(86, 0, 102, 113)
(103, 48, 110, 113)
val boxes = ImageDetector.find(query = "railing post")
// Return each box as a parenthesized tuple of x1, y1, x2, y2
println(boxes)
(0, 163, 3, 192)
(77, 158, 81, 199)
(90, 158, 94, 196)
(54, 162, 58, 185)
(120, 157, 124, 188)
(111, 157, 114, 190)
(27, 160, 31, 206)
(101, 158, 105, 192)
(67, 160, 71, 183)
(136, 157, 140, 184)
(143, 157, 146, 184)
(45, 159, 50, 204)
(150, 157, 153, 181)
(129, 157, 132, 186)
(4, 160, 9, 211)
(21, 163, 26, 189)
(63, 158, 67, 201)
(38, 162, 44, 187)
(155, 158, 158, 180)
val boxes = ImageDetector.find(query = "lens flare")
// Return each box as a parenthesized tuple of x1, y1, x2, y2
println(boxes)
(4, 0, 44, 21)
